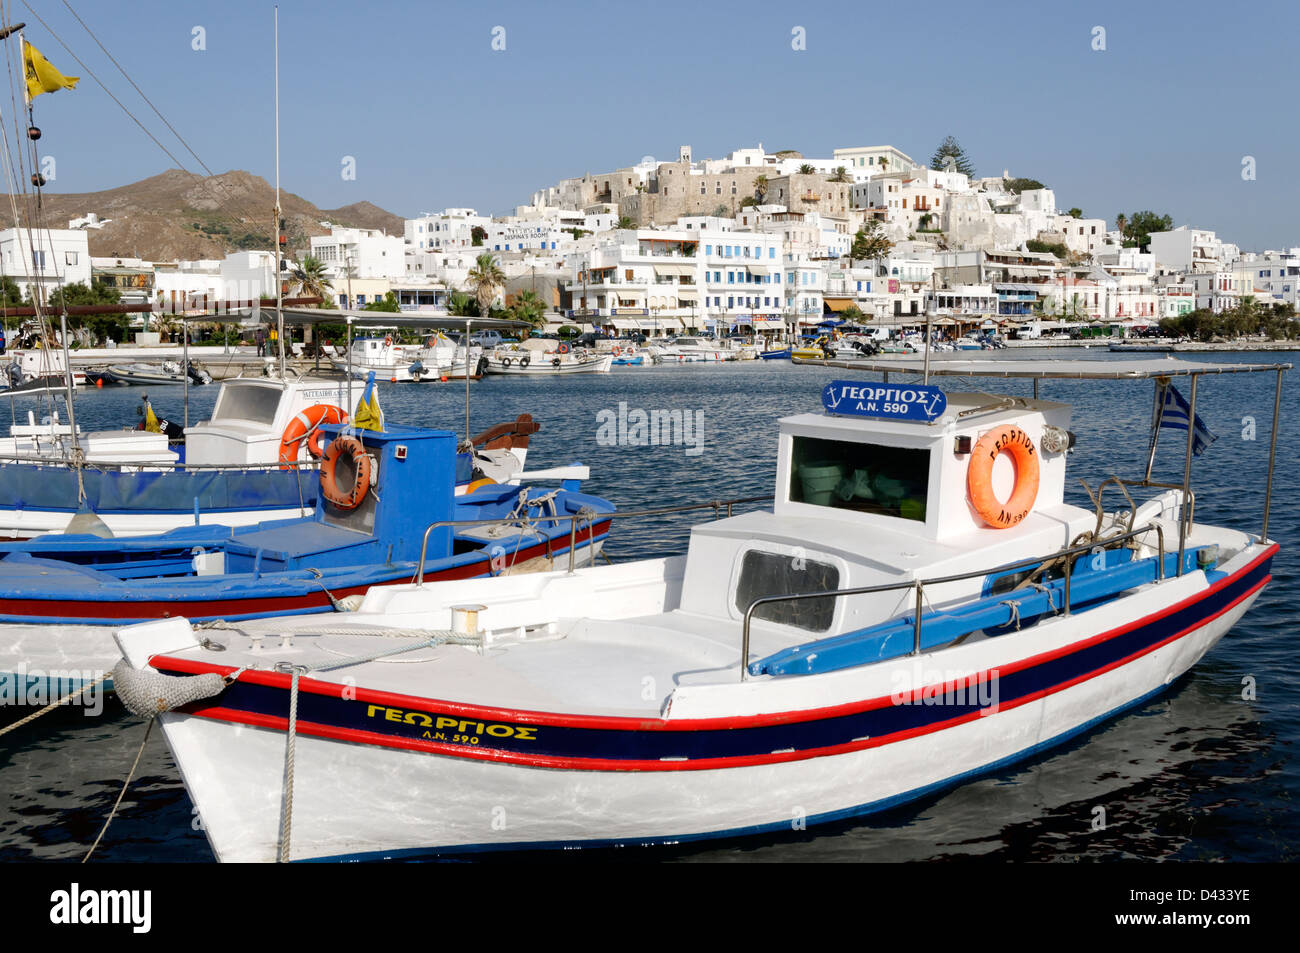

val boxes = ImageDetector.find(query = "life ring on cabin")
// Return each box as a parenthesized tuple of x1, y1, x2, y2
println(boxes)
(320, 435, 372, 510)
(383, 335, 393, 347)
(558, 343, 570, 355)
(502, 357, 513, 367)
(520, 354, 531, 368)
(612, 346, 621, 356)
(966, 425, 1040, 529)
(278, 404, 348, 465)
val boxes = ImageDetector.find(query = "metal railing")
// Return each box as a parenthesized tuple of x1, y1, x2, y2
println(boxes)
(0, 449, 322, 472)
(414, 494, 772, 583)
(739, 521, 1167, 681)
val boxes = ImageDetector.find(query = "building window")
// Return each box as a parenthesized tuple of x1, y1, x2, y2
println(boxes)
(65, 251, 78, 266)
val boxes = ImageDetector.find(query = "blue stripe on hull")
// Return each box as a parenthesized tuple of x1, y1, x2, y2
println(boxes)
(304, 677, 1188, 862)
(187, 553, 1271, 764)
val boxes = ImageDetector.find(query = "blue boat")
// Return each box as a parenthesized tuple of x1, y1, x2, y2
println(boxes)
(0, 422, 613, 625)
(759, 348, 791, 360)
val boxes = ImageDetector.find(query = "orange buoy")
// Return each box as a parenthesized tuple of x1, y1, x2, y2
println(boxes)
(278, 404, 348, 466)
(320, 435, 372, 509)
(966, 424, 1039, 529)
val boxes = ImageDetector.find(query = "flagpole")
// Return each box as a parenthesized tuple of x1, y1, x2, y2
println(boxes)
(1143, 377, 1167, 483)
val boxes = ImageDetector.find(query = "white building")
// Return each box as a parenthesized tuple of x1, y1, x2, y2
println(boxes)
(404, 209, 491, 252)
(1148, 227, 1233, 274)
(0, 227, 91, 300)
(310, 227, 405, 280)
(832, 145, 918, 177)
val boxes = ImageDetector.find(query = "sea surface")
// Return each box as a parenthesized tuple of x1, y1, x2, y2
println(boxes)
(0, 349, 1296, 862)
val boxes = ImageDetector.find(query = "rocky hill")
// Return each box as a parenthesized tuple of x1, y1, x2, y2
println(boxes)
(6, 169, 406, 262)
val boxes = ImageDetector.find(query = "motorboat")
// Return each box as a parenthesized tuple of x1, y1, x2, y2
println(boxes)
(2, 347, 86, 392)
(657, 336, 732, 363)
(0, 420, 608, 628)
(332, 334, 486, 383)
(484, 340, 612, 375)
(111, 356, 1285, 861)
(98, 360, 212, 386)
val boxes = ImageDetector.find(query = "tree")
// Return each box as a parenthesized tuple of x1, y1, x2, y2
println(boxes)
(0, 275, 25, 310)
(850, 219, 893, 266)
(448, 291, 479, 317)
(471, 225, 487, 247)
(830, 166, 851, 183)
(1026, 239, 1069, 259)
(363, 291, 400, 313)
(841, 304, 866, 323)
(754, 174, 769, 204)
(289, 255, 333, 305)
(47, 280, 130, 344)
(797, 164, 815, 175)
(738, 196, 758, 209)
(467, 253, 505, 318)
(508, 290, 547, 332)
(930, 136, 974, 177)
(1120, 210, 1173, 250)
(1067, 208, 1083, 218)
(1003, 177, 1046, 193)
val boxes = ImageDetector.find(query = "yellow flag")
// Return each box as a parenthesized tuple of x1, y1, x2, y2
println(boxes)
(24, 41, 79, 101)
(352, 388, 384, 432)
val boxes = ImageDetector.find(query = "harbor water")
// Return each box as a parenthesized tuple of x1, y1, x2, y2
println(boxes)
(1, 351, 1296, 862)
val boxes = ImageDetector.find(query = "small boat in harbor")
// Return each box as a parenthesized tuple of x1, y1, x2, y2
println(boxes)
(112, 356, 1286, 861)
(484, 340, 612, 375)
(98, 359, 213, 386)
(331, 333, 487, 383)
(0, 420, 608, 627)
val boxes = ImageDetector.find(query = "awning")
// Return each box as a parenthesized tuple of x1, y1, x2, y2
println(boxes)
(824, 297, 857, 312)
(653, 264, 696, 277)
(638, 317, 682, 331)
(610, 318, 639, 330)
(746, 264, 771, 275)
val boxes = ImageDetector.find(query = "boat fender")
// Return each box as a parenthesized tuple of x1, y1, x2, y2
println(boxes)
(112, 658, 228, 718)
(552, 357, 561, 368)
(320, 434, 373, 509)
(520, 354, 530, 368)
(967, 424, 1040, 528)
(279, 404, 348, 464)
(476, 356, 489, 378)
(502, 357, 513, 368)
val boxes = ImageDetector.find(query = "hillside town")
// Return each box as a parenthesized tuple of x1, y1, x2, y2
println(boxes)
(4, 138, 1298, 346)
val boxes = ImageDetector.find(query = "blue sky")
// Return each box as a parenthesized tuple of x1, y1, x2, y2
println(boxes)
(13, 0, 1299, 250)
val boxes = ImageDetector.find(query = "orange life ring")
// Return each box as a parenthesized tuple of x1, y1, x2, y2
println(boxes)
(612, 346, 621, 356)
(320, 435, 372, 510)
(383, 335, 393, 347)
(278, 404, 348, 465)
(466, 477, 497, 492)
(558, 343, 570, 355)
(967, 425, 1039, 529)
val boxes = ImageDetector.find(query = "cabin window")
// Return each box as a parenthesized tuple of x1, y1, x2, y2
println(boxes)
(213, 385, 283, 425)
(789, 437, 929, 521)
(734, 549, 839, 631)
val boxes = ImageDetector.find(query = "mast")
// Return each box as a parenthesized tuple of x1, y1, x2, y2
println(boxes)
(274, 6, 285, 380)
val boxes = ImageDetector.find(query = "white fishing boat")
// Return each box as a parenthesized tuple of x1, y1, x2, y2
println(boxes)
(2, 347, 85, 392)
(114, 356, 1285, 862)
(484, 340, 612, 375)
(331, 333, 486, 383)
(657, 336, 733, 363)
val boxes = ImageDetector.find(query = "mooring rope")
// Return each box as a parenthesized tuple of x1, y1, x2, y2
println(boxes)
(0, 671, 110, 738)
(82, 719, 153, 863)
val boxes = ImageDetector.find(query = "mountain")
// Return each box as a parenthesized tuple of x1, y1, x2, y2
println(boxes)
(6, 170, 406, 263)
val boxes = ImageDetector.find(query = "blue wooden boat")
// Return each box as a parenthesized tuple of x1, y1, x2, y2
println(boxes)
(759, 348, 791, 361)
(0, 423, 612, 624)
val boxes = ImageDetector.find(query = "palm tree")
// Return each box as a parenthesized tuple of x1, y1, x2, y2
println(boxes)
(797, 164, 815, 175)
(448, 292, 479, 317)
(467, 252, 505, 318)
(290, 254, 333, 305)
(1115, 213, 1128, 241)
(508, 290, 548, 334)
(617, 216, 635, 230)
(754, 174, 769, 204)
(830, 166, 851, 183)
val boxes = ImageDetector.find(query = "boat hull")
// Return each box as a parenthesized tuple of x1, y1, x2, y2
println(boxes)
(150, 542, 1273, 861)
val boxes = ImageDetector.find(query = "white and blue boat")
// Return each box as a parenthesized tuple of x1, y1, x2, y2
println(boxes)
(113, 357, 1284, 861)
(0, 421, 609, 627)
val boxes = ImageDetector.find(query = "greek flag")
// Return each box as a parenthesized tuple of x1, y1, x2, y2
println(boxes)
(1157, 381, 1216, 456)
